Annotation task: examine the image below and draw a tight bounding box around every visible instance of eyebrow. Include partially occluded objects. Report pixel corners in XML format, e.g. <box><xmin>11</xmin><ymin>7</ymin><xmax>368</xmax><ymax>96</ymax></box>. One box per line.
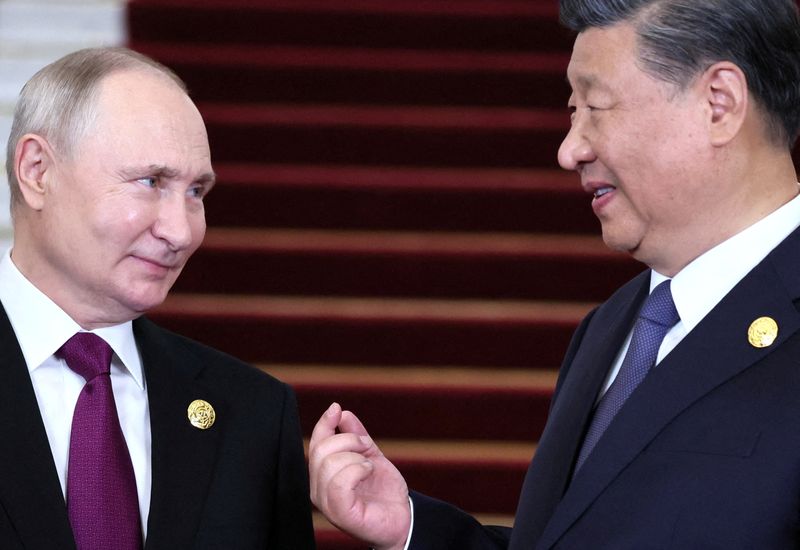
<box><xmin>565</xmin><ymin>73</ymin><xmax>613</xmax><ymax>94</ymax></box>
<box><xmin>196</xmin><ymin>171</ymin><xmax>217</xmax><ymax>191</ymax></box>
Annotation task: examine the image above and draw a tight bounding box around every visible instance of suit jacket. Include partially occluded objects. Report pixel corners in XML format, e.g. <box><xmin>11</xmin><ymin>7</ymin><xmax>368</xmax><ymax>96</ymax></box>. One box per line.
<box><xmin>0</xmin><ymin>309</ymin><xmax>316</xmax><ymax>549</ymax></box>
<box><xmin>411</xmin><ymin>224</ymin><xmax>800</xmax><ymax>549</ymax></box>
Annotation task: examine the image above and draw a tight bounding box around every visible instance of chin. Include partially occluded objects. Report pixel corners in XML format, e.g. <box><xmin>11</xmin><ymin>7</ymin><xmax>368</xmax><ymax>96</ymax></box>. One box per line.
<box><xmin>601</xmin><ymin>235</ymin><xmax>630</xmax><ymax>255</ymax></box>
<box><xmin>120</xmin><ymin>287</ymin><xmax>171</xmax><ymax>316</ymax></box>
<box><xmin>601</xmin><ymin>224</ymin><xmax>645</xmax><ymax>254</ymax></box>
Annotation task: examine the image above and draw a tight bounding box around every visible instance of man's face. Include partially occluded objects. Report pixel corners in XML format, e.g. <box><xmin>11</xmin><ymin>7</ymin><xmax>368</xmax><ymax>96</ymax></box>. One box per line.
<box><xmin>32</xmin><ymin>69</ymin><xmax>213</xmax><ymax>326</ymax></box>
<box><xmin>558</xmin><ymin>23</ymin><xmax>714</xmax><ymax>275</ymax></box>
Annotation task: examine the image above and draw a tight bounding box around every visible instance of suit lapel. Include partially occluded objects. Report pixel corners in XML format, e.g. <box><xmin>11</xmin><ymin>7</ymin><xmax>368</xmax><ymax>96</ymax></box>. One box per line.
<box><xmin>536</xmin><ymin>230</ymin><xmax>800</xmax><ymax>550</ymax></box>
<box><xmin>136</xmin><ymin>318</ymin><xmax>229</xmax><ymax>549</ymax></box>
<box><xmin>509</xmin><ymin>272</ymin><xmax>649</xmax><ymax>550</ymax></box>
<box><xmin>0</xmin><ymin>305</ymin><xmax>75</xmax><ymax>548</ymax></box>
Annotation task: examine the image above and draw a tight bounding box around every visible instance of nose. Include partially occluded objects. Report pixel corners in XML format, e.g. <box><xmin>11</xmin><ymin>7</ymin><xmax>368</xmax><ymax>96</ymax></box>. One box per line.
<box><xmin>152</xmin><ymin>192</ymin><xmax>199</xmax><ymax>251</ymax></box>
<box><xmin>557</xmin><ymin>118</ymin><xmax>596</xmax><ymax>171</ymax></box>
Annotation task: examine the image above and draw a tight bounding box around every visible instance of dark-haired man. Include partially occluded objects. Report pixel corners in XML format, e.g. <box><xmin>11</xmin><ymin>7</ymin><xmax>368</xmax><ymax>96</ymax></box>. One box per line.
<box><xmin>2</xmin><ymin>47</ymin><xmax>315</xmax><ymax>549</ymax></box>
<box><xmin>309</xmin><ymin>0</ymin><xmax>800</xmax><ymax>548</ymax></box>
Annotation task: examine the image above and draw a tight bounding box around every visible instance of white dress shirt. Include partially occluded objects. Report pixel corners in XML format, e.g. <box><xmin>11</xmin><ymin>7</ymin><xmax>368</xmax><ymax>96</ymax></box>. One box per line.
<box><xmin>0</xmin><ymin>250</ymin><xmax>152</xmax><ymax>536</ymax></box>
<box><xmin>599</xmin><ymin>191</ymin><xmax>800</xmax><ymax>395</ymax></box>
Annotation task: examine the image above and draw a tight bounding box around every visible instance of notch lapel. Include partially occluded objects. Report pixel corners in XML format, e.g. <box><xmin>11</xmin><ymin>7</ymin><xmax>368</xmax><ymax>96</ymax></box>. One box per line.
<box><xmin>509</xmin><ymin>272</ymin><xmax>649</xmax><ymax>550</ymax></box>
<box><xmin>535</xmin><ymin>239</ymin><xmax>800</xmax><ymax>550</ymax></box>
<box><xmin>135</xmin><ymin>318</ymin><xmax>228</xmax><ymax>550</ymax></box>
<box><xmin>0</xmin><ymin>305</ymin><xmax>75</xmax><ymax>549</ymax></box>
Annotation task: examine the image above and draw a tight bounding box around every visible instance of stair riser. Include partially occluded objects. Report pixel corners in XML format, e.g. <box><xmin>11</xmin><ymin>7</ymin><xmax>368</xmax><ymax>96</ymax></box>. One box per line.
<box><xmin>160</xmin><ymin>64</ymin><xmax>572</xmax><ymax>109</ymax></box>
<box><xmin>175</xmin><ymin>250</ymin><xmax>642</xmax><ymax>301</ymax></box>
<box><xmin>204</xmin><ymin>185</ymin><xmax>599</xmax><ymax>233</ymax></box>
<box><xmin>294</xmin><ymin>384</ymin><xmax>551</xmax><ymax>441</ymax></box>
<box><xmin>129</xmin><ymin>7</ymin><xmax>573</xmax><ymax>52</ymax></box>
<box><xmin>314</xmin><ymin>533</ymin><xmax>363</xmax><ymax>550</ymax></box>
<box><xmin>206</xmin><ymin>125</ymin><xmax>567</xmax><ymax>168</ymax></box>
<box><xmin>147</xmin><ymin>315</ymin><xmax>579</xmax><ymax>367</ymax></box>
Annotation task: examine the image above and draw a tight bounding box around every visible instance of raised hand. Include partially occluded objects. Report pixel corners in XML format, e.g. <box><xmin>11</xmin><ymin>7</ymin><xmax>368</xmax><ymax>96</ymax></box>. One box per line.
<box><xmin>309</xmin><ymin>403</ymin><xmax>412</xmax><ymax>550</ymax></box>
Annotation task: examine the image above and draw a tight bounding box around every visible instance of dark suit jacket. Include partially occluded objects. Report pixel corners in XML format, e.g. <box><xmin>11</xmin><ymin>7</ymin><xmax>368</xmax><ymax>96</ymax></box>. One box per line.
<box><xmin>411</xmin><ymin>224</ymin><xmax>800</xmax><ymax>549</ymax></box>
<box><xmin>0</xmin><ymin>310</ymin><xmax>316</xmax><ymax>549</ymax></box>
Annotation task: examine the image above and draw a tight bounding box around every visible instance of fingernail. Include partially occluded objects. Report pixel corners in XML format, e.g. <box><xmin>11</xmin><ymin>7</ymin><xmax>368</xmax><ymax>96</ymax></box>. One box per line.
<box><xmin>326</xmin><ymin>402</ymin><xmax>338</xmax><ymax>416</ymax></box>
<box><xmin>359</xmin><ymin>435</ymin><xmax>371</xmax><ymax>446</ymax></box>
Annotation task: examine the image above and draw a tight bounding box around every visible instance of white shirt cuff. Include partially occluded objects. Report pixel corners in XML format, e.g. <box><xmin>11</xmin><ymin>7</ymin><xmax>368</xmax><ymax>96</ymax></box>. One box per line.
<box><xmin>403</xmin><ymin>495</ymin><xmax>414</xmax><ymax>550</ymax></box>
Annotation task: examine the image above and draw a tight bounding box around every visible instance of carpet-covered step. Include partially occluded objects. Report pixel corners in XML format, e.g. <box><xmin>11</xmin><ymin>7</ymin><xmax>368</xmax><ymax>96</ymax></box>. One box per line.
<box><xmin>128</xmin><ymin>0</ymin><xmax>571</xmax><ymax>52</ymax></box>
<box><xmin>200</xmin><ymin>103</ymin><xmax>567</xmax><ymax>168</ymax></box>
<box><xmin>205</xmin><ymin>165</ymin><xmax>598</xmax><ymax>234</ymax></box>
<box><xmin>130</xmin><ymin>42</ymin><xmax>570</xmax><ymax>108</ymax></box>
<box><xmin>150</xmin><ymin>294</ymin><xmax>593</xmax><ymax>367</ymax></box>
<box><xmin>177</xmin><ymin>228</ymin><xmax>641</xmax><ymax>302</ymax></box>
<box><xmin>383</xmin><ymin>439</ymin><xmax>533</xmax><ymax>515</ymax></box>
<box><xmin>314</xmin><ymin>512</ymin><xmax>514</xmax><ymax>550</ymax></box>
<box><xmin>314</xmin><ymin>521</ymin><xmax>362</xmax><ymax>550</ymax></box>
<box><xmin>271</xmin><ymin>365</ymin><xmax>556</xmax><ymax>441</ymax></box>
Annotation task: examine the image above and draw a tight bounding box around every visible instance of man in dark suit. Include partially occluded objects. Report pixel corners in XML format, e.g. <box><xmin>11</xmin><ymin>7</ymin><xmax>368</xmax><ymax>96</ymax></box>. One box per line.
<box><xmin>1</xmin><ymin>47</ymin><xmax>315</xmax><ymax>549</ymax></box>
<box><xmin>308</xmin><ymin>0</ymin><xmax>800</xmax><ymax>548</ymax></box>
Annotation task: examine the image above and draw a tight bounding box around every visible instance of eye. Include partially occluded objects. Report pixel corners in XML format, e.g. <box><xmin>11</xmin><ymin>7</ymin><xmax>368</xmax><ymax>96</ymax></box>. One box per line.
<box><xmin>137</xmin><ymin>176</ymin><xmax>158</xmax><ymax>188</ymax></box>
<box><xmin>188</xmin><ymin>184</ymin><xmax>207</xmax><ymax>199</ymax></box>
<box><xmin>586</xmin><ymin>103</ymin><xmax>612</xmax><ymax>114</ymax></box>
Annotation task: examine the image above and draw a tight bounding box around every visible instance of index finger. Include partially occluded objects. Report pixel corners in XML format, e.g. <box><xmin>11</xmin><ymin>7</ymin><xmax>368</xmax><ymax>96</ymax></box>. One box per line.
<box><xmin>339</xmin><ymin>410</ymin><xmax>370</xmax><ymax>437</ymax></box>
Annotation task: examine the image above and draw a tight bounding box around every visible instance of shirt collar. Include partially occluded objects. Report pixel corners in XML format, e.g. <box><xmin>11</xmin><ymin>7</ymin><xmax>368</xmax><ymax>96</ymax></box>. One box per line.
<box><xmin>651</xmin><ymin>192</ymin><xmax>800</xmax><ymax>332</ymax></box>
<box><xmin>0</xmin><ymin>249</ymin><xmax>145</xmax><ymax>389</ymax></box>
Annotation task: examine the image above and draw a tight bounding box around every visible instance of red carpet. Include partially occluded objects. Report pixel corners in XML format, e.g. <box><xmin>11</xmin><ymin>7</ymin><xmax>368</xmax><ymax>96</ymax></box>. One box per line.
<box><xmin>127</xmin><ymin>1</ymin><xmax>642</xmax><ymax>547</ymax></box>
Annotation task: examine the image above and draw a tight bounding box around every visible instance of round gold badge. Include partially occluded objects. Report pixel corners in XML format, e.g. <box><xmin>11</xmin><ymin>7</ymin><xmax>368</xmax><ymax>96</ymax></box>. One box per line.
<box><xmin>747</xmin><ymin>317</ymin><xmax>778</xmax><ymax>349</ymax></box>
<box><xmin>187</xmin><ymin>399</ymin><xmax>216</xmax><ymax>430</ymax></box>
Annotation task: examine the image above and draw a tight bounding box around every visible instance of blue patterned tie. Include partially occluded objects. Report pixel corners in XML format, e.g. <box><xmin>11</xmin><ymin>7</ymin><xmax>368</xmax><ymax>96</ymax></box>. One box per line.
<box><xmin>573</xmin><ymin>280</ymin><xmax>680</xmax><ymax>474</ymax></box>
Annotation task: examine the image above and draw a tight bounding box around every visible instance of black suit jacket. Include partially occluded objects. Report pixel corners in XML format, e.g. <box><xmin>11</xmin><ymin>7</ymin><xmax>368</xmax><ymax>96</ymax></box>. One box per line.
<box><xmin>0</xmin><ymin>310</ymin><xmax>315</xmax><ymax>549</ymax></box>
<box><xmin>411</xmin><ymin>225</ymin><xmax>800</xmax><ymax>549</ymax></box>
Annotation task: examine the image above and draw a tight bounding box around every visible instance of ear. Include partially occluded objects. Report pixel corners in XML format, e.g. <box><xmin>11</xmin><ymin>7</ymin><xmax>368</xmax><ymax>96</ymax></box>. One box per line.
<box><xmin>14</xmin><ymin>134</ymin><xmax>56</xmax><ymax>211</ymax></box>
<box><xmin>699</xmin><ymin>61</ymin><xmax>748</xmax><ymax>146</ymax></box>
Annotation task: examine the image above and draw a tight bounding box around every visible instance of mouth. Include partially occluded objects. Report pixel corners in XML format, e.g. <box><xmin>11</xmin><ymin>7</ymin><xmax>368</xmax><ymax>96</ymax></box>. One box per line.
<box><xmin>592</xmin><ymin>185</ymin><xmax>616</xmax><ymax>199</ymax></box>
<box><xmin>133</xmin><ymin>255</ymin><xmax>179</xmax><ymax>272</ymax></box>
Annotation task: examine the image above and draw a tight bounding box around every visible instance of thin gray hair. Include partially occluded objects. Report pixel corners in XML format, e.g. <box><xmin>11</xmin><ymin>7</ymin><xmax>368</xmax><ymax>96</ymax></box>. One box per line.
<box><xmin>5</xmin><ymin>47</ymin><xmax>188</xmax><ymax>210</ymax></box>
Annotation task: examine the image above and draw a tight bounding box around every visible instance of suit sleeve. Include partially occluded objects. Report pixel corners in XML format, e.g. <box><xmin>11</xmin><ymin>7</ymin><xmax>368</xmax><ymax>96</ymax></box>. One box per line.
<box><xmin>267</xmin><ymin>384</ymin><xmax>317</xmax><ymax>549</ymax></box>
<box><xmin>407</xmin><ymin>492</ymin><xmax>510</xmax><ymax>549</ymax></box>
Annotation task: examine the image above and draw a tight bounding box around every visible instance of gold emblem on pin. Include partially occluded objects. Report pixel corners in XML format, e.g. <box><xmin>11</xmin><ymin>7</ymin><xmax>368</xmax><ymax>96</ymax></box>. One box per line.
<box><xmin>748</xmin><ymin>317</ymin><xmax>778</xmax><ymax>348</ymax></box>
<box><xmin>187</xmin><ymin>399</ymin><xmax>216</xmax><ymax>430</ymax></box>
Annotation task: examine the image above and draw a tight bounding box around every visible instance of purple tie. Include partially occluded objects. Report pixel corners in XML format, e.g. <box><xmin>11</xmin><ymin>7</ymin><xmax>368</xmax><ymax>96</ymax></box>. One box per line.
<box><xmin>573</xmin><ymin>280</ymin><xmax>680</xmax><ymax>474</ymax></box>
<box><xmin>57</xmin><ymin>333</ymin><xmax>142</xmax><ymax>550</ymax></box>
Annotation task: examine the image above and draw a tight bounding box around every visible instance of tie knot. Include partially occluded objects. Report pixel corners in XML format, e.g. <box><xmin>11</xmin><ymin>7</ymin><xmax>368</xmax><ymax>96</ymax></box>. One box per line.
<box><xmin>639</xmin><ymin>280</ymin><xmax>680</xmax><ymax>327</ymax></box>
<box><xmin>57</xmin><ymin>332</ymin><xmax>113</xmax><ymax>382</ymax></box>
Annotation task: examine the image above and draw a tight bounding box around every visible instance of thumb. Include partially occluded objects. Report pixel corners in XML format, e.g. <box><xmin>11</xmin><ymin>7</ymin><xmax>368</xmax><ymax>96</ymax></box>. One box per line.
<box><xmin>310</xmin><ymin>402</ymin><xmax>343</xmax><ymax>447</ymax></box>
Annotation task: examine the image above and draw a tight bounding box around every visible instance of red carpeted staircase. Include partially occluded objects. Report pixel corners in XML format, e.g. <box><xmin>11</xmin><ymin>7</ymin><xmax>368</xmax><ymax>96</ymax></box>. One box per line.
<box><xmin>127</xmin><ymin>1</ymin><xmax>643</xmax><ymax>547</ymax></box>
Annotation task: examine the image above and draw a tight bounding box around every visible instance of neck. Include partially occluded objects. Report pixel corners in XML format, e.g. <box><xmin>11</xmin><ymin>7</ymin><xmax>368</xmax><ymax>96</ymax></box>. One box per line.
<box><xmin>646</xmin><ymin>148</ymin><xmax>798</xmax><ymax>276</ymax></box>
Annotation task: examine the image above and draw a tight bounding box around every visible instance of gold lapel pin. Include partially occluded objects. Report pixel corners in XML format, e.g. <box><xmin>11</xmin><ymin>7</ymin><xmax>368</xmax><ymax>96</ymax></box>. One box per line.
<box><xmin>748</xmin><ymin>317</ymin><xmax>778</xmax><ymax>349</ymax></box>
<box><xmin>187</xmin><ymin>399</ymin><xmax>216</xmax><ymax>430</ymax></box>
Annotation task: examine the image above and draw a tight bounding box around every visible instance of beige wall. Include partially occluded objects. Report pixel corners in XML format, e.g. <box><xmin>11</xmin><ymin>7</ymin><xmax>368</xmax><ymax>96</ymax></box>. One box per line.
<box><xmin>0</xmin><ymin>0</ymin><xmax>126</xmax><ymax>253</ymax></box>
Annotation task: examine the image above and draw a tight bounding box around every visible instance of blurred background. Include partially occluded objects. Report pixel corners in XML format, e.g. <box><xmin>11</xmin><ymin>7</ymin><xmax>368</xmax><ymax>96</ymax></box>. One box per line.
<box><xmin>0</xmin><ymin>1</ymin><xmax>644</xmax><ymax>547</ymax></box>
